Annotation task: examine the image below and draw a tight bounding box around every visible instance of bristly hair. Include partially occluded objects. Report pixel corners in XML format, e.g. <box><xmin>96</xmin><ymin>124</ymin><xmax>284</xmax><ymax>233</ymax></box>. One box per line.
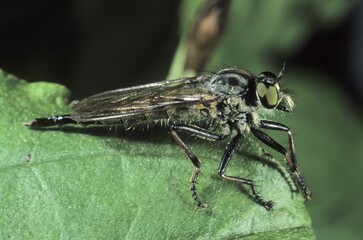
<box><xmin>281</xmin><ymin>92</ymin><xmax>295</xmax><ymax>111</ymax></box>
<box><xmin>204</xmin><ymin>63</ymin><xmax>237</xmax><ymax>75</ymax></box>
<box><xmin>282</xmin><ymin>88</ymin><xmax>296</xmax><ymax>97</ymax></box>
<box><xmin>277</xmin><ymin>62</ymin><xmax>286</xmax><ymax>81</ymax></box>
<box><xmin>276</xmin><ymin>87</ymin><xmax>295</xmax><ymax>112</ymax></box>
<box><xmin>276</xmin><ymin>62</ymin><xmax>295</xmax><ymax>111</ymax></box>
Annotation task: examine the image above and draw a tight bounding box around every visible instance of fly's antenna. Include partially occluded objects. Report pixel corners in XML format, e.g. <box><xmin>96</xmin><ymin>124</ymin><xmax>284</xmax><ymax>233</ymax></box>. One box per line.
<box><xmin>277</xmin><ymin>62</ymin><xmax>286</xmax><ymax>81</ymax></box>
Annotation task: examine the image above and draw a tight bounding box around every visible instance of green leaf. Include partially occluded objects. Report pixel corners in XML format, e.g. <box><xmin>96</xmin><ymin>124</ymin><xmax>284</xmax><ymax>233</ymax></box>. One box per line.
<box><xmin>0</xmin><ymin>69</ymin><xmax>313</xmax><ymax>239</ymax></box>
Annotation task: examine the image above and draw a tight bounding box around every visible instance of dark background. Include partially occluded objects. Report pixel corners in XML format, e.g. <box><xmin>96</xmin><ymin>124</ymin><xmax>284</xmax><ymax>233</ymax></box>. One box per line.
<box><xmin>0</xmin><ymin>1</ymin><xmax>180</xmax><ymax>98</ymax></box>
<box><xmin>1</xmin><ymin>1</ymin><xmax>362</xmax><ymax>105</ymax></box>
<box><xmin>1</xmin><ymin>1</ymin><xmax>362</xmax><ymax>239</ymax></box>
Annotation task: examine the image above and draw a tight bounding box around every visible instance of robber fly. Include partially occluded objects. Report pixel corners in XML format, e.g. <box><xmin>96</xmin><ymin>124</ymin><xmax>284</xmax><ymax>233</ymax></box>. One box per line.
<box><xmin>26</xmin><ymin>64</ymin><xmax>311</xmax><ymax>210</ymax></box>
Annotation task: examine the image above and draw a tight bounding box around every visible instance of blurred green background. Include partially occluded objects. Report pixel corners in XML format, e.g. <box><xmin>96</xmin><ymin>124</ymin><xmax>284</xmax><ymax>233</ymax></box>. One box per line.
<box><xmin>1</xmin><ymin>0</ymin><xmax>363</xmax><ymax>239</ymax></box>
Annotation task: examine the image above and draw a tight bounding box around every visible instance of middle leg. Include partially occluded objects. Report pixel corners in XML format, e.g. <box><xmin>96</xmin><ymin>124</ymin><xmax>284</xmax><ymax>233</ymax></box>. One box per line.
<box><xmin>218</xmin><ymin>132</ymin><xmax>275</xmax><ymax>211</ymax></box>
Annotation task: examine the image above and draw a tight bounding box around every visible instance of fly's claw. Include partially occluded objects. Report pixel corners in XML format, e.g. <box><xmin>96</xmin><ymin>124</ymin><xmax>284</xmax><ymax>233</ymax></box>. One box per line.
<box><xmin>190</xmin><ymin>168</ymin><xmax>207</xmax><ymax>209</ymax></box>
<box><xmin>253</xmin><ymin>195</ymin><xmax>275</xmax><ymax>211</ymax></box>
<box><xmin>249</xmin><ymin>185</ymin><xmax>275</xmax><ymax>211</ymax></box>
<box><xmin>192</xmin><ymin>190</ymin><xmax>208</xmax><ymax>210</ymax></box>
<box><xmin>302</xmin><ymin>186</ymin><xmax>312</xmax><ymax>201</ymax></box>
<box><xmin>263</xmin><ymin>200</ymin><xmax>275</xmax><ymax>211</ymax></box>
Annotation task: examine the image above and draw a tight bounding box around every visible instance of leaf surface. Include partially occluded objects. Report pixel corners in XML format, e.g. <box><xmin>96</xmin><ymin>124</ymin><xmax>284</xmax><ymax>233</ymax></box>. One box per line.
<box><xmin>0</xmin><ymin>70</ymin><xmax>313</xmax><ymax>239</ymax></box>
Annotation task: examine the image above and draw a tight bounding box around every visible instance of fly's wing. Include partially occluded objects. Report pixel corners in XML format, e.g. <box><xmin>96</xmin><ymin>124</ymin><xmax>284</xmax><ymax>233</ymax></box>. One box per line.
<box><xmin>70</xmin><ymin>75</ymin><xmax>217</xmax><ymax>124</ymax></box>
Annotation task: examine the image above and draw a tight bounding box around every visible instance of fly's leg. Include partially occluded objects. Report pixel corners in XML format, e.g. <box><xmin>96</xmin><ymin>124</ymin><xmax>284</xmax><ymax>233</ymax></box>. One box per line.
<box><xmin>171</xmin><ymin>125</ymin><xmax>224</xmax><ymax>209</ymax></box>
<box><xmin>218</xmin><ymin>132</ymin><xmax>275</xmax><ymax>211</ymax></box>
<box><xmin>171</xmin><ymin>130</ymin><xmax>204</xmax><ymax>208</ymax></box>
<box><xmin>25</xmin><ymin>115</ymin><xmax>77</xmax><ymax>127</ymax></box>
<box><xmin>251</xmin><ymin>120</ymin><xmax>311</xmax><ymax>201</ymax></box>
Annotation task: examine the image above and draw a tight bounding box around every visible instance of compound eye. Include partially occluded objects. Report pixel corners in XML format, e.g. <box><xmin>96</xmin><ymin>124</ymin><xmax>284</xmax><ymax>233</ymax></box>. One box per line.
<box><xmin>256</xmin><ymin>82</ymin><xmax>281</xmax><ymax>109</ymax></box>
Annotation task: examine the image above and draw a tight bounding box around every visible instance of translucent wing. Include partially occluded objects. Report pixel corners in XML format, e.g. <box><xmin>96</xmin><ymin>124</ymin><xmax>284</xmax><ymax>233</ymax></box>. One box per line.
<box><xmin>71</xmin><ymin>75</ymin><xmax>218</xmax><ymax>124</ymax></box>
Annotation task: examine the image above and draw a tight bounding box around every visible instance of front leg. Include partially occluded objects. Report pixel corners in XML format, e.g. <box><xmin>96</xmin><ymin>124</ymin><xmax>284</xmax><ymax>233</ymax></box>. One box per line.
<box><xmin>251</xmin><ymin>120</ymin><xmax>311</xmax><ymax>200</ymax></box>
<box><xmin>170</xmin><ymin>124</ymin><xmax>224</xmax><ymax>209</ymax></box>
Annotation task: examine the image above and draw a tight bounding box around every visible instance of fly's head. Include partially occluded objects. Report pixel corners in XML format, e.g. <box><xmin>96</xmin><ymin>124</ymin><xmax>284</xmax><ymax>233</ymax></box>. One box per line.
<box><xmin>256</xmin><ymin>64</ymin><xmax>294</xmax><ymax>112</ymax></box>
